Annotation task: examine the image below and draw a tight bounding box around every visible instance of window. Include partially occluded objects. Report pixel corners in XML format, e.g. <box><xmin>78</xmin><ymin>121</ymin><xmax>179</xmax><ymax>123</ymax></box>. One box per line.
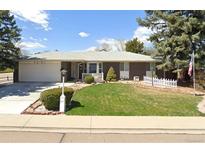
<box><xmin>99</xmin><ymin>63</ymin><xmax>102</xmax><ymax>73</ymax></box>
<box><xmin>120</xmin><ymin>62</ymin><xmax>129</xmax><ymax>71</ymax></box>
<box><xmin>120</xmin><ymin>62</ymin><xmax>129</xmax><ymax>79</ymax></box>
<box><xmin>150</xmin><ymin>63</ymin><xmax>155</xmax><ymax>71</ymax></box>
<box><xmin>89</xmin><ymin>63</ymin><xmax>97</xmax><ymax>73</ymax></box>
<box><xmin>120</xmin><ymin>63</ymin><xmax>124</xmax><ymax>71</ymax></box>
<box><xmin>124</xmin><ymin>63</ymin><xmax>129</xmax><ymax>71</ymax></box>
<box><xmin>88</xmin><ymin>62</ymin><xmax>103</xmax><ymax>73</ymax></box>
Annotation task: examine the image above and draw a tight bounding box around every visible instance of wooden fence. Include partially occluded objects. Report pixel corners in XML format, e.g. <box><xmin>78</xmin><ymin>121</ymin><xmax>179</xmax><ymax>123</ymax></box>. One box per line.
<box><xmin>143</xmin><ymin>76</ymin><xmax>177</xmax><ymax>88</ymax></box>
<box><xmin>0</xmin><ymin>73</ymin><xmax>13</xmax><ymax>84</ymax></box>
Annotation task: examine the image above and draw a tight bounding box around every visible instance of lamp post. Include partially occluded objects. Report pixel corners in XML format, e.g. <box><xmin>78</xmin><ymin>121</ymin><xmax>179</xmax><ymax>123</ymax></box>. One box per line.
<box><xmin>60</xmin><ymin>69</ymin><xmax>67</xmax><ymax>112</ymax></box>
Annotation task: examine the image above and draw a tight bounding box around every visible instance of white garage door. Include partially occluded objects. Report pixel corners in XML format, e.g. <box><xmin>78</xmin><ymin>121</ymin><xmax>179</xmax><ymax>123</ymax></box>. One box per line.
<box><xmin>19</xmin><ymin>61</ymin><xmax>61</xmax><ymax>82</ymax></box>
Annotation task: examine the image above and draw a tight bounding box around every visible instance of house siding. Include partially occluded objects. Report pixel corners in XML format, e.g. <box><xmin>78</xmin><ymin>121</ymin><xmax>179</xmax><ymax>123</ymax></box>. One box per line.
<box><xmin>103</xmin><ymin>62</ymin><xmax>120</xmax><ymax>80</ymax></box>
<box><xmin>129</xmin><ymin>62</ymin><xmax>150</xmax><ymax>80</ymax></box>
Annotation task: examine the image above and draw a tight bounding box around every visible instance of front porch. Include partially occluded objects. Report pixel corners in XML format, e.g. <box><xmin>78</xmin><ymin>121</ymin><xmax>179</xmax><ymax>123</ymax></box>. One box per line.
<box><xmin>61</xmin><ymin>61</ymin><xmax>104</xmax><ymax>82</ymax></box>
<box><xmin>61</xmin><ymin>61</ymin><xmax>154</xmax><ymax>82</ymax></box>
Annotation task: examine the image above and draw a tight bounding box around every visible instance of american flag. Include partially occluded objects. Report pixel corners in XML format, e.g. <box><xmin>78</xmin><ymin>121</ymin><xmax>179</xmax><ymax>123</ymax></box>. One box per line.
<box><xmin>188</xmin><ymin>54</ymin><xmax>193</xmax><ymax>76</ymax></box>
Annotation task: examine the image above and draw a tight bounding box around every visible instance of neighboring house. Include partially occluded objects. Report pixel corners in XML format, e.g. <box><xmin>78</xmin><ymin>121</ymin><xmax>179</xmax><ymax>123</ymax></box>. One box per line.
<box><xmin>14</xmin><ymin>50</ymin><xmax>155</xmax><ymax>82</ymax></box>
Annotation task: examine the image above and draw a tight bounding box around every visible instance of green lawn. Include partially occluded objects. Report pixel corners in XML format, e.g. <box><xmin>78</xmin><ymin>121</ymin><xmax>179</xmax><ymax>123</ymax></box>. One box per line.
<box><xmin>66</xmin><ymin>83</ymin><xmax>204</xmax><ymax>116</ymax></box>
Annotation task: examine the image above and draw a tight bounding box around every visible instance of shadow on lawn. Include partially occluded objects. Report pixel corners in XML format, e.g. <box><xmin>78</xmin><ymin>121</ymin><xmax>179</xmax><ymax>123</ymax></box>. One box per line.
<box><xmin>66</xmin><ymin>100</ymin><xmax>84</xmax><ymax>111</ymax></box>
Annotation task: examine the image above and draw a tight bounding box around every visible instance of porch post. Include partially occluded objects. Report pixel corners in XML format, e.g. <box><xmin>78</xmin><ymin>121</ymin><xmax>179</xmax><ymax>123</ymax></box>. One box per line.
<box><xmin>96</xmin><ymin>62</ymin><xmax>99</xmax><ymax>73</ymax></box>
<box><xmin>86</xmin><ymin>62</ymin><xmax>89</xmax><ymax>73</ymax></box>
<box><xmin>102</xmin><ymin>72</ymin><xmax>104</xmax><ymax>81</ymax></box>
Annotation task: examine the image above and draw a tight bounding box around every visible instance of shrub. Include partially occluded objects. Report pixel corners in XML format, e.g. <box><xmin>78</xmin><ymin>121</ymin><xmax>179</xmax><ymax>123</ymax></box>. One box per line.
<box><xmin>106</xmin><ymin>67</ymin><xmax>117</xmax><ymax>82</ymax></box>
<box><xmin>0</xmin><ymin>68</ymin><xmax>13</xmax><ymax>73</ymax></box>
<box><xmin>84</xmin><ymin>75</ymin><xmax>94</xmax><ymax>84</ymax></box>
<box><xmin>40</xmin><ymin>87</ymin><xmax>74</xmax><ymax>111</ymax></box>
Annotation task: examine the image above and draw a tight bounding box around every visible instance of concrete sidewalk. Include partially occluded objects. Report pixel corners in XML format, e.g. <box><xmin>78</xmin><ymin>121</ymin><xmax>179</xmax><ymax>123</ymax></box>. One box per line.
<box><xmin>1</xmin><ymin>115</ymin><xmax>205</xmax><ymax>134</ymax></box>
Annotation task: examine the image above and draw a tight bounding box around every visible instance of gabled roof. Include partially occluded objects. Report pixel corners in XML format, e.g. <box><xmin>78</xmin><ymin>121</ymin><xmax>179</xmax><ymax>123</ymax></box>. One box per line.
<box><xmin>22</xmin><ymin>50</ymin><xmax>155</xmax><ymax>62</ymax></box>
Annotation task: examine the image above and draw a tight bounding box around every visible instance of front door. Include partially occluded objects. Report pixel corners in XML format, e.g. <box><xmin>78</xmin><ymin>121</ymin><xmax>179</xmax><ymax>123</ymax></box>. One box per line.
<box><xmin>78</xmin><ymin>63</ymin><xmax>83</xmax><ymax>79</ymax></box>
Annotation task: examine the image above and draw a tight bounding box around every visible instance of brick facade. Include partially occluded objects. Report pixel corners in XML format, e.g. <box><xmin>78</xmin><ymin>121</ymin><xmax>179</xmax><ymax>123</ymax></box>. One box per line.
<box><xmin>129</xmin><ymin>62</ymin><xmax>150</xmax><ymax>80</ymax></box>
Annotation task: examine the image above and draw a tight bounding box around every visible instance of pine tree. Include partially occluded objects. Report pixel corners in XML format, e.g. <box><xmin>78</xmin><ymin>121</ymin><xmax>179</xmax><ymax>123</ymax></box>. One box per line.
<box><xmin>106</xmin><ymin>67</ymin><xmax>117</xmax><ymax>82</ymax></box>
<box><xmin>137</xmin><ymin>11</ymin><xmax>205</xmax><ymax>77</ymax></box>
<box><xmin>0</xmin><ymin>10</ymin><xmax>21</xmax><ymax>70</ymax></box>
<box><xmin>125</xmin><ymin>38</ymin><xmax>144</xmax><ymax>54</ymax></box>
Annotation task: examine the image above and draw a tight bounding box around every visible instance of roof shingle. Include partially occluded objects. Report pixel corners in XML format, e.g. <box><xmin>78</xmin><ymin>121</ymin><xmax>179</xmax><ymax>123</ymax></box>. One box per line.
<box><xmin>24</xmin><ymin>51</ymin><xmax>155</xmax><ymax>62</ymax></box>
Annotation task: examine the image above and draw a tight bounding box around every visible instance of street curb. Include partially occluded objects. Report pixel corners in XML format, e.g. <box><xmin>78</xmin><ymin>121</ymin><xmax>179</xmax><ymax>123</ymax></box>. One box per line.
<box><xmin>2</xmin><ymin>126</ymin><xmax>205</xmax><ymax>134</ymax></box>
<box><xmin>1</xmin><ymin>115</ymin><xmax>205</xmax><ymax>135</ymax></box>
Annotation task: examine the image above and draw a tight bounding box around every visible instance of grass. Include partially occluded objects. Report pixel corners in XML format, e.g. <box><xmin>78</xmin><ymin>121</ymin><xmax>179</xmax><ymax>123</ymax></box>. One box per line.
<box><xmin>66</xmin><ymin>83</ymin><xmax>204</xmax><ymax>116</ymax></box>
<box><xmin>0</xmin><ymin>68</ymin><xmax>13</xmax><ymax>73</ymax></box>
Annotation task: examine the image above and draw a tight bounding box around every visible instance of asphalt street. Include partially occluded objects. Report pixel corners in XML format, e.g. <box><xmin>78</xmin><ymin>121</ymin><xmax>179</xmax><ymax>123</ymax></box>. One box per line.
<box><xmin>0</xmin><ymin>131</ymin><xmax>205</xmax><ymax>143</ymax></box>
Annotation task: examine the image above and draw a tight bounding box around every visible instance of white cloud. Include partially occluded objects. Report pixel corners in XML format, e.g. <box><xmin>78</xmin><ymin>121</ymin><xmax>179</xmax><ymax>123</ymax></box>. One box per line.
<box><xmin>16</xmin><ymin>41</ymin><xmax>45</xmax><ymax>50</ymax></box>
<box><xmin>85</xmin><ymin>46</ymin><xmax>97</xmax><ymax>51</ymax></box>
<box><xmin>78</xmin><ymin>32</ymin><xmax>90</xmax><ymax>38</ymax></box>
<box><xmin>96</xmin><ymin>38</ymin><xmax>126</xmax><ymax>51</ymax></box>
<box><xmin>85</xmin><ymin>27</ymin><xmax>153</xmax><ymax>52</ymax></box>
<box><xmin>133</xmin><ymin>26</ymin><xmax>153</xmax><ymax>47</ymax></box>
<box><xmin>28</xmin><ymin>36</ymin><xmax>48</xmax><ymax>42</ymax></box>
<box><xmin>11</xmin><ymin>10</ymin><xmax>51</xmax><ymax>31</ymax></box>
<box><xmin>29</xmin><ymin>36</ymin><xmax>38</xmax><ymax>41</ymax></box>
<box><xmin>84</xmin><ymin>38</ymin><xmax>126</xmax><ymax>52</ymax></box>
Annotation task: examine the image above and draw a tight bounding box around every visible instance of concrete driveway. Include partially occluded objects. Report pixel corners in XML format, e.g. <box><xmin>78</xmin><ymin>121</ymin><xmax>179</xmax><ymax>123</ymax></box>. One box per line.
<box><xmin>0</xmin><ymin>82</ymin><xmax>74</xmax><ymax>114</ymax></box>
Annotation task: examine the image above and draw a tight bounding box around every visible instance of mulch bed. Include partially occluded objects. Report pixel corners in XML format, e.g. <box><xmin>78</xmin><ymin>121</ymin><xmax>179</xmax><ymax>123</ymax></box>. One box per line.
<box><xmin>21</xmin><ymin>99</ymin><xmax>63</xmax><ymax>115</ymax></box>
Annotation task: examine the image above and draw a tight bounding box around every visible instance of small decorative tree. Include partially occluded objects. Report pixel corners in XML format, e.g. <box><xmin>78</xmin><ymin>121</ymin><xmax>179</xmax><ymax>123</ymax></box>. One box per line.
<box><xmin>106</xmin><ymin>67</ymin><xmax>117</xmax><ymax>82</ymax></box>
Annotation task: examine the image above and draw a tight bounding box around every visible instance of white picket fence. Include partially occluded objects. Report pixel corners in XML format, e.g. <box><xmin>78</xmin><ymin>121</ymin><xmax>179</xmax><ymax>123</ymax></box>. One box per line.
<box><xmin>143</xmin><ymin>76</ymin><xmax>177</xmax><ymax>88</ymax></box>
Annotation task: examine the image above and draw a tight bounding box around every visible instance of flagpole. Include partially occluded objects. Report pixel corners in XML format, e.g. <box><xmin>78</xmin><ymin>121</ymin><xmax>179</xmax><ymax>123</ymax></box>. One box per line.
<box><xmin>192</xmin><ymin>50</ymin><xmax>196</xmax><ymax>96</ymax></box>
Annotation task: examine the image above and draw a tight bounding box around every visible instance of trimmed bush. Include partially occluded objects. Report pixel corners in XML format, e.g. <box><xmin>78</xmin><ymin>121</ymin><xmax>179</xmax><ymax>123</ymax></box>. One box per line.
<box><xmin>106</xmin><ymin>67</ymin><xmax>117</xmax><ymax>82</ymax></box>
<box><xmin>84</xmin><ymin>75</ymin><xmax>94</xmax><ymax>84</ymax></box>
<box><xmin>40</xmin><ymin>87</ymin><xmax>74</xmax><ymax>111</ymax></box>
<box><xmin>0</xmin><ymin>68</ymin><xmax>13</xmax><ymax>73</ymax></box>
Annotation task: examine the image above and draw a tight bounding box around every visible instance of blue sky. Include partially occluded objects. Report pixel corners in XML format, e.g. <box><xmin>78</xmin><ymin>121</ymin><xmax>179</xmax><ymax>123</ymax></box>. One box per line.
<box><xmin>12</xmin><ymin>10</ymin><xmax>151</xmax><ymax>53</ymax></box>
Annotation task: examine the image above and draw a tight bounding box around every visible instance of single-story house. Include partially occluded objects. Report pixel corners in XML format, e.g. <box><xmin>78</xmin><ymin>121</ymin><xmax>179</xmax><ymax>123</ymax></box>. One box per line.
<box><xmin>14</xmin><ymin>50</ymin><xmax>155</xmax><ymax>82</ymax></box>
